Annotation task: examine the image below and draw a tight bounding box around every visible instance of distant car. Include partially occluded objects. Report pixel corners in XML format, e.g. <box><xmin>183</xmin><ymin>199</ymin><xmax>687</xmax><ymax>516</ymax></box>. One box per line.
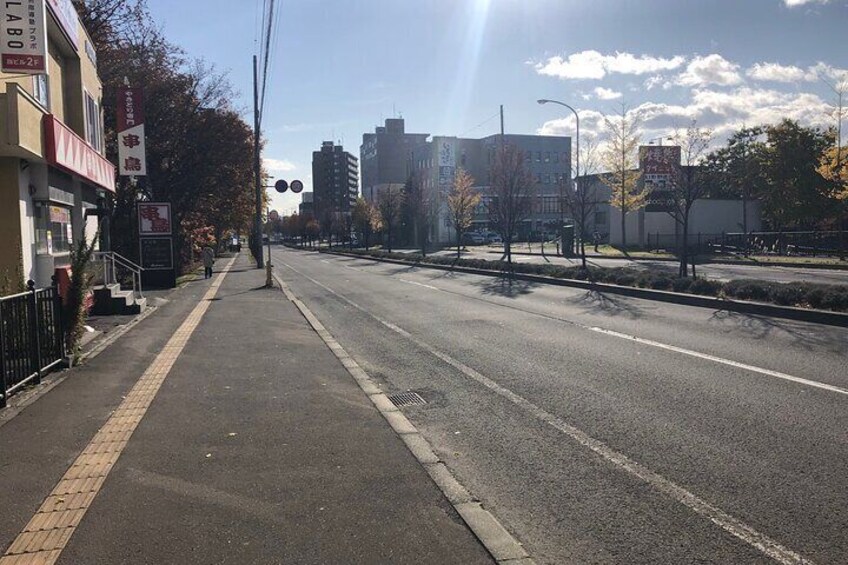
<box><xmin>461</xmin><ymin>232</ymin><xmax>486</xmax><ymax>245</ymax></box>
<box><xmin>486</xmin><ymin>233</ymin><xmax>503</xmax><ymax>245</ymax></box>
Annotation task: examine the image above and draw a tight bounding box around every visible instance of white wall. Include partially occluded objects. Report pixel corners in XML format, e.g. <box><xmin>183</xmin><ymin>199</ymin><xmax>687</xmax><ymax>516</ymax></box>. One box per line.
<box><xmin>18</xmin><ymin>164</ymin><xmax>35</xmax><ymax>283</ymax></box>
<box><xmin>609</xmin><ymin>207</ymin><xmax>644</xmax><ymax>246</ymax></box>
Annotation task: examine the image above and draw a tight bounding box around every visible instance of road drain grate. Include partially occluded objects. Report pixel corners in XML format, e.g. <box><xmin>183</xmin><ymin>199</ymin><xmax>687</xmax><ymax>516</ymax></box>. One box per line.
<box><xmin>387</xmin><ymin>391</ymin><xmax>427</xmax><ymax>408</ymax></box>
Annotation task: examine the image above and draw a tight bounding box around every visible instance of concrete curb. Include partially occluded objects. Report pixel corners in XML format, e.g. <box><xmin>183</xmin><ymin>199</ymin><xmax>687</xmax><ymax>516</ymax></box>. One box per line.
<box><xmin>272</xmin><ymin>271</ymin><xmax>533</xmax><ymax>565</ymax></box>
<box><xmin>492</xmin><ymin>250</ymin><xmax>848</xmax><ymax>271</ymax></box>
<box><xmin>320</xmin><ymin>250</ymin><xmax>848</xmax><ymax>328</ymax></box>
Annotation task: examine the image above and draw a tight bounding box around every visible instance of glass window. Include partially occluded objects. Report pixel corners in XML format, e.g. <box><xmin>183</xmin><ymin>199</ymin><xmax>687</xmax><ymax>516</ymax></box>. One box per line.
<box><xmin>553</xmin><ymin>152</ymin><xmax>559</xmax><ymax>163</ymax></box>
<box><xmin>544</xmin><ymin>152</ymin><xmax>551</xmax><ymax>163</ymax></box>
<box><xmin>84</xmin><ymin>92</ymin><xmax>102</xmax><ymax>152</ymax></box>
<box><xmin>32</xmin><ymin>74</ymin><xmax>49</xmax><ymax>109</ymax></box>
<box><xmin>34</xmin><ymin>204</ymin><xmax>72</xmax><ymax>255</ymax></box>
<box><xmin>535</xmin><ymin>151</ymin><xmax>542</xmax><ymax>162</ymax></box>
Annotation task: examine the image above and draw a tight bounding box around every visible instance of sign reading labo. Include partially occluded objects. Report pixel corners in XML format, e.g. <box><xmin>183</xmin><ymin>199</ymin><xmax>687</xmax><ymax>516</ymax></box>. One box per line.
<box><xmin>1</xmin><ymin>0</ymin><xmax>48</xmax><ymax>73</ymax></box>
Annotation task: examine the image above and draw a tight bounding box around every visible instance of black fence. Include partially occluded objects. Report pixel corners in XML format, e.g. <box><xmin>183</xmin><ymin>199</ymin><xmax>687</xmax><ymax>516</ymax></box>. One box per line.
<box><xmin>0</xmin><ymin>281</ymin><xmax>65</xmax><ymax>407</ymax></box>
<box><xmin>647</xmin><ymin>230</ymin><xmax>846</xmax><ymax>257</ymax></box>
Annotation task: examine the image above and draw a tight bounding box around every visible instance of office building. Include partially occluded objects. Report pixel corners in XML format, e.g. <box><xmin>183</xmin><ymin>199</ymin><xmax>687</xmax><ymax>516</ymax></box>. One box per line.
<box><xmin>360</xmin><ymin>118</ymin><xmax>429</xmax><ymax>203</ymax></box>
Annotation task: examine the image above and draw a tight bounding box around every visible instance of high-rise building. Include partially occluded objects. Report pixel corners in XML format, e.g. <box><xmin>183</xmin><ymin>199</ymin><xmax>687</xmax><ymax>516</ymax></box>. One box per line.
<box><xmin>311</xmin><ymin>141</ymin><xmax>358</xmax><ymax>221</ymax></box>
<box><xmin>360</xmin><ymin>119</ymin><xmax>429</xmax><ymax>203</ymax></box>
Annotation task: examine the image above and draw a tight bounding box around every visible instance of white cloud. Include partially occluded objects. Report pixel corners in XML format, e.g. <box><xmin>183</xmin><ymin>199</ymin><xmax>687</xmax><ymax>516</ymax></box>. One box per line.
<box><xmin>594</xmin><ymin>87</ymin><xmax>622</xmax><ymax>100</ymax></box>
<box><xmin>747</xmin><ymin>62</ymin><xmax>807</xmax><ymax>82</ymax></box>
<box><xmin>533</xmin><ymin>50</ymin><xmax>685</xmax><ymax>80</ymax></box>
<box><xmin>784</xmin><ymin>0</ymin><xmax>830</xmax><ymax>6</ymax></box>
<box><xmin>537</xmin><ymin>86</ymin><xmax>831</xmax><ymax>148</ymax></box>
<box><xmin>676</xmin><ymin>54</ymin><xmax>743</xmax><ymax>87</ymax></box>
<box><xmin>263</xmin><ymin>158</ymin><xmax>296</xmax><ymax>172</ymax></box>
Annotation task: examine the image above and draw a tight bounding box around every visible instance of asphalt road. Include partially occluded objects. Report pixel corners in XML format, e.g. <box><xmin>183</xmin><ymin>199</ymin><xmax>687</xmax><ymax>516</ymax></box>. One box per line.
<box><xmin>274</xmin><ymin>247</ymin><xmax>848</xmax><ymax>565</ymax></box>
<box><xmin>395</xmin><ymin>246</ymin><xmax>848</xmax><ymax>285</ymax></box>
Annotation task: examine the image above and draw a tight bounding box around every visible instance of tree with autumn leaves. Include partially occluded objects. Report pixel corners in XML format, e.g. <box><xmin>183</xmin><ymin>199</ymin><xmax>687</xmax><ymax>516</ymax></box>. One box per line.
<box><xmin>74</xmin><ymin>0</ymin><xmax>256</xmax><ymax>273</ymax></box>
<box><xmin>447</xmin><ymin>169</ymin><xmax>481</xmax><ymax>261</ymax></box>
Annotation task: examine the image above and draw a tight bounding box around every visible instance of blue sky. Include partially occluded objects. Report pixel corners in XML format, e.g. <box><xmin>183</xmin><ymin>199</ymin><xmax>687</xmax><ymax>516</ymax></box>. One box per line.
<box><xmin>145</xmin><ymin>0</ymin><xmax>848</xmax><ymax>214</ymax></box>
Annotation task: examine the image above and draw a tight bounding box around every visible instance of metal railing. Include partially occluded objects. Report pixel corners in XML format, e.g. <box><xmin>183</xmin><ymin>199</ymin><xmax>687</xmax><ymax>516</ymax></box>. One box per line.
<box><xmin>93</xmin><ymin>252</ymin><xmax>144</xmax><ymax>299</ymax></box>
<box><xmin>1</xmin><ymin>280</ymin><xmax>65</xmax><ymax>407</ymax></box>
<box><xmin>647</xmin><ymin>230</ymin><xmax>847</xmax><ymax>257</ymax></box>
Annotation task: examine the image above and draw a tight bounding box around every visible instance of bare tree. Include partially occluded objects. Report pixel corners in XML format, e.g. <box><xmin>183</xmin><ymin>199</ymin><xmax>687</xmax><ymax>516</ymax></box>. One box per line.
<box><xmin>488</xmin><ymin>144</ymin><xmax>535</xmax><ymax>267</ymax></box>
<box><xmin>447</xmin><ymin>169</ymin><xmax>481</xmax><ymax>261</ymax></box>
<box><xmin>352</xmin><ymin>197</ymin><xmax>376</xmax><ymax>249</ymax></box>
<box><xmin>404</xmin><ymin>172</ymin><xmax>439</xmax><ymax>256</ymax></box>
<box><xmin>376</xmin><ymin>184</ymin><xmax>404</xmax><ymax>253</ymax></box>
<box><xmin>665</xmin><ymin>121</ymin><xmax>713</xmax><ymax>277</ymax></box>
<box><xmin>601</xmin><ymin>105</ymin><xmax>644</xmax><ymax>250</ymax></box>
<box><xmin>561</xmin><ymin>138</ymin><xmax>601</xmax><ymax>269</ymax></box>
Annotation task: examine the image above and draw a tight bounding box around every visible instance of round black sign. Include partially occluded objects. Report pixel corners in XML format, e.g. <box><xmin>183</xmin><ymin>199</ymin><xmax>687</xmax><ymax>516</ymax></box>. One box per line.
<box><xmin>290</xmin><ymin>180</ymin><xmax>304</xmax><ymax>193</ymax></box>
<box><xmin>274</xmin><ymin>179</ymin><xmax>288</xmax><ymax>193</ymax></box>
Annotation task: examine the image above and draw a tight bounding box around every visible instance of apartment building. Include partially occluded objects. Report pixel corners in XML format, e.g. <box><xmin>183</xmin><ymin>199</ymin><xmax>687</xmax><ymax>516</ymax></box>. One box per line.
<box><xmin>0</xmin><ymin>1</ymin><xmax>114</xmax><ymax>289</ymax></box>
<box><xmin>311</xmin><ymin>141</ymin><xmax>358</xmax><ymax>221</ymax></box>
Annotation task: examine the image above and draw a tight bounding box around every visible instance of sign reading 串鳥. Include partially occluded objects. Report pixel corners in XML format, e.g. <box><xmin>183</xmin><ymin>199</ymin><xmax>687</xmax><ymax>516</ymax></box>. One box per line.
<box><xmin>1</xmin><ymin>0</ymin><xmax>48</xmax><ymax>73</ymax></box>
<box><xmin>138</xmin><ymin>203</ymin><xmax>172</xmax><ymax>236</ymax></box>
<box><xmin>117</xmin><ymin>88</ymin><xmax>147</xmax><ymax>176</ymax></box>
<box><xmin>45</xmin><ymin>0</ymin><xmax>79</xmax><ymax>47</ymax></box>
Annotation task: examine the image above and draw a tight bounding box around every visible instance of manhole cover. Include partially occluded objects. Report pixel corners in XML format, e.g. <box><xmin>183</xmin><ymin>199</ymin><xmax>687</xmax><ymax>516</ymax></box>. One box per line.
<box><xmin>387</xmin><ymin>391</ymin><xmax>427</xmax><ymax>408</ymax></box>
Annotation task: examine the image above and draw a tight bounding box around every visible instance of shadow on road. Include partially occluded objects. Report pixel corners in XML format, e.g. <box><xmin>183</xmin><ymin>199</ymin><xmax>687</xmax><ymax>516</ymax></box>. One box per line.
<box><xmin>708</xmin><ymin>310</ymin><xmax>847</xmax><ymax>352</ymax></box>
<box><xmin>567</xmin><ymin>290</ymin><xmax>645</xmax><ymax>319</ymax></box>
<box><xmin>474</xmin><ymin>275</ymin><xmax>540</xmax><ymax>298</ymax></box>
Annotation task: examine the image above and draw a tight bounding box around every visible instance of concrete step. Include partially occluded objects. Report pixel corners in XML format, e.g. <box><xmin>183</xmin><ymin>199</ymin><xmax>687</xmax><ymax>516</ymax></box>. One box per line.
<box><xmin>91</xmin><ymin>285</ymin><xmax>146</xmax><ymax>316</ymax></box>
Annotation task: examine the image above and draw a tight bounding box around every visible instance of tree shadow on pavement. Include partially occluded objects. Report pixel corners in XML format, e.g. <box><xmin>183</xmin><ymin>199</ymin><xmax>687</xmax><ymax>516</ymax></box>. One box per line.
<box><xmin>708</xmin><ymin>310</ymin><xmax>848</xmax><ymax>353</ymax></box>
<box><xmin>209</xmin><ymin>285</ymin><xmax>271</xmax><ymax>300</ymax></box>
<box><xmin>474</xmin><ymin>275</ymin><xmax>540</xmax><ymax>298</ymax></box>
<box><xmin>566</xmin><ymin>290</ymin><xmax>644</xmax><ymax>319</ymax></box>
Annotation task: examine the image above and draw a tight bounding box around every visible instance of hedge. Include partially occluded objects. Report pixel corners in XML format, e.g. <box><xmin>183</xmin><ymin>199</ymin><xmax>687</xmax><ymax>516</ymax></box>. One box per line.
<box><xmin>323</xmin><ymin>248</ymin><xmax>848</xmax><ymax>313</ymax></box>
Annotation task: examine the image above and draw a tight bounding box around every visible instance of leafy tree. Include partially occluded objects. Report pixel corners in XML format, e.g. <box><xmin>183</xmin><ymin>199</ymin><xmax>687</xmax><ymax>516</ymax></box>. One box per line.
<box><xmin>601</xmin><ymin>106</ymin><xmax>644</xmax><ymax>249</ymax></box>
<box><xmin>352</xmin><ymin>197</ymin><xmax>377</xmax><ymax>249</ymax></box>
<box><xmin>75</xmin><ymin>0</ymin><xmax>256</xmax><ymax>274</ymax></box>
<box><xmin>447</xmin><ymin>169</ymin><xmax>481</xmax><ymax>261</ymax></box>
<box><xmin>488</xmin><ymin>144</ymin><xmax>535</xmax><ymax>267</ymax></box>
<box><xmin>758</xmin><ymin>120</ymin><xmax>834</xmax><ymax>230</ymax></box>
<box><xmin>376</xmin><ymin>185</ymin><xmax>404</xmax><ymax>252</ymax></box>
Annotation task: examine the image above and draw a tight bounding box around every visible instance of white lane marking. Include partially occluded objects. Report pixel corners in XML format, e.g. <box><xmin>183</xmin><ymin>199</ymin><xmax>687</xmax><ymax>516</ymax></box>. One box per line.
<box><xmin>399</xmin><ymin>278</ymin><xmax>439</xmax><ymax>291</ymax></box>
<box><xmin>279</xmin><ymin>259</ymin><xmax>812</xmax><ymax>565</ymax></box>
<box><xmin>588</xmin><ymin>326</ymin><xmax>848</xmax><ymax>397</ymax></box>
<box><xmin>312</xmin><ymin>252</ymin><xmax>848</xmax><ymax>398</ymax></box>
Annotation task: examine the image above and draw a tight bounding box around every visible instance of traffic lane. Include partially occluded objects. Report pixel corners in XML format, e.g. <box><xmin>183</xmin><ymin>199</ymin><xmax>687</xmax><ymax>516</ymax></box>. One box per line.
<box><xmin>322</xmin><ymin>253</ymin><xmax>848</xmax><ymax>391</ymax></box>
<box><xmin>277</xmin><ymin>249</ymin><xmax>848</xmax><ymax>564</ymax></box>
<box><xmin>276</xmin><ymin>254</ymin><xmax>773</xmax><ymax>564</ymax></box>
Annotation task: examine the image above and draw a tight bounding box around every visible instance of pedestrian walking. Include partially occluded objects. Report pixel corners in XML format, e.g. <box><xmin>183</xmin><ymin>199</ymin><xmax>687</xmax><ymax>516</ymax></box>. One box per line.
<box><xmin>202</xmin><ymin>245</ymin><xmax>215</xmax><ymax>279</ymax></box>
<box><xmin>593</xmin><ymin>231</ymin><xmax>601</xmax><ymax>253</ymax></box>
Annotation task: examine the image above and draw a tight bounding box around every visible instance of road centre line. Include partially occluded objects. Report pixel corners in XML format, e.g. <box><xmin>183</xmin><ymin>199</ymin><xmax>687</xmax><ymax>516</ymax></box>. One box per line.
<box><xmin>280</xmin><ymin>258</ymin><xmax>813</xmax><ymax>565</ymax></box>
<box><xmin>0</xmin><ymin>258</ymin><xmax>237</xmax><ymax>565</ymax></box>
<box><xmin>324</xmin><ymin>254</ymin><xmax>848</xmax><ymax>398</ymax></box>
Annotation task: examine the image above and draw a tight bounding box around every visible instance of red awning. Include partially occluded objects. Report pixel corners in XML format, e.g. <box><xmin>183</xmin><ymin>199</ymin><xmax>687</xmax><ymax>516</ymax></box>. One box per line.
<box><xmin>44</xmin><ymin>115</ymin><xmax>116</xmax><ymax>193</ymax></box>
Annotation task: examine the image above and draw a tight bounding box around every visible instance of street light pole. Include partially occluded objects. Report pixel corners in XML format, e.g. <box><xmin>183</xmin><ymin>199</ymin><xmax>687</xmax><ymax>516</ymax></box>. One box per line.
<box><xmin>253</xmin><ymin>55</ymin><xmax>265</xmax><ymax>269</ymax></box>
<box><xmin>538</xmin><ymin>99</ymin><xmax>579</xmax><ymax>257</ymax></box>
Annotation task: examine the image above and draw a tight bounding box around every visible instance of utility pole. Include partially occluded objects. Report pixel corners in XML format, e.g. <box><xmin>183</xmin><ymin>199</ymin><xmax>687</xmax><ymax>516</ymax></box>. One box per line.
<box><xmin>499</xmin><ymin>104</ymin><xmax>504</xmax><ymax>140</ymax></box>
<box><xmin>253</xmin><ymin>55</ymin><xmax>264</xmax><ymax>269</ymax></box>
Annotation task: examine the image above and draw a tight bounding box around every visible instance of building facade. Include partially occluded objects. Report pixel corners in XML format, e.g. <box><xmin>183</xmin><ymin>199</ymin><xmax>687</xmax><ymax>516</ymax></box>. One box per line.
<box><xmin>298</xmin><ymin>191</ymin><xmax>314</xmax><ymax>217</ymax></box>
<box><xmin>0</xmin><ymin>1</ymin><xmax>114</xmax><ymax>290</ymax></box>
<box><xmin>408</xmin><ymin>133</ymin><xmax>572</xmax><ymax>244</ymax></box>
<box><xmin>311</xmin><ymin>141</ymin><xmax>358</xmax><ymax>222</ymax></box>
<box><xmin>582</xmin><ymin>145</ymin><xmax>762</xmax><ymax>247</ymax></box>
<box><xmin>360</xmin><ymin>118</ymin><xmax>429</xmax><ymax>203</ymax></box>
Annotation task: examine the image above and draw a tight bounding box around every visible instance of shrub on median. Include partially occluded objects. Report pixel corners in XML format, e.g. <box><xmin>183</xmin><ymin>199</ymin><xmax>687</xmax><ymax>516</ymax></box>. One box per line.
<box><xmin>330</xmin><ymin>248</ymin><xmax>847</xmax><ymax>312</ymax></box>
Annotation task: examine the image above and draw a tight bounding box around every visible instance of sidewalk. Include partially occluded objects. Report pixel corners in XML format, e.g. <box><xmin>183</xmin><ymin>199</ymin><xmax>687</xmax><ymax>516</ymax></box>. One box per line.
<box><xmin>0</xmin><ymin>254</ymin><xmax>492</xmax><ymax>564</ymax></box>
